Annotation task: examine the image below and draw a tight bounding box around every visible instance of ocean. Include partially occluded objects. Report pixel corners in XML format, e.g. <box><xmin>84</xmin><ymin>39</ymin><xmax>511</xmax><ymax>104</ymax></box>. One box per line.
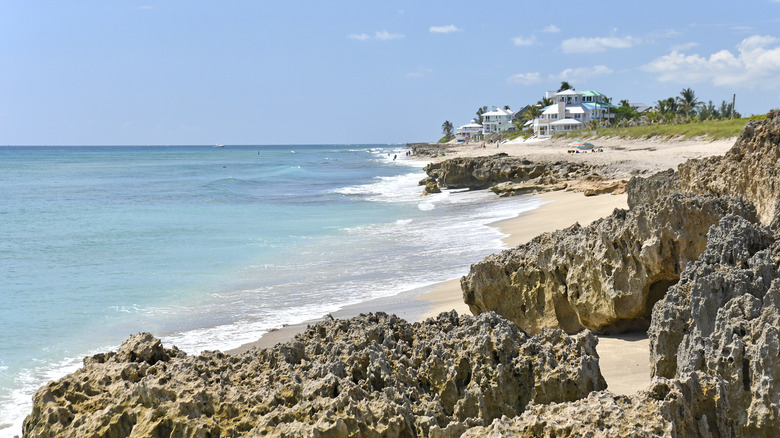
<box><xmin>0</xmin><ymin>144</ymin><xmax>540</xmax><ymax>435</ymax></box>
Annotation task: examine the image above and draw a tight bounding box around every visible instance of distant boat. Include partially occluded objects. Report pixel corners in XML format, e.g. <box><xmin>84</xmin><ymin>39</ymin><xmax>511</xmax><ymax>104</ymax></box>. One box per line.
<box><xmin>214</xmin><ymin>144</ymin><xmax>224</xmax><ymax>148</ymax></box>
<box><xmin>568</xmin><ymin>142</ymin><xmax>594</xmax><ymax>151</ymax></box>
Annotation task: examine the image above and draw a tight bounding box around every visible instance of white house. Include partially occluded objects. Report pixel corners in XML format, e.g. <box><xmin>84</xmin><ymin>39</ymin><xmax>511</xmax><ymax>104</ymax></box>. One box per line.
<box><xmin>481</xmin><ymin>107</ymin><xmax>516</xmax><ymax>136</ymax></box>
<box><xmin>532</xmin><ymin>90</ymin><xmax>615</xmax><ymax>137</ymax></box>
<box><xmin>456</xmin><ymin>121</ymin><xmax>483</xmax><ymax>142</ymax></box>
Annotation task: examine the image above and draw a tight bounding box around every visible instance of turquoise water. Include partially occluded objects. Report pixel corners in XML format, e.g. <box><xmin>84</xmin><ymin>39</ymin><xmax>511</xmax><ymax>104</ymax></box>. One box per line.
<box><xmin>0</xmin><ymin>145</ymin><xmax>540</xmax><ymax>434</ymax></box>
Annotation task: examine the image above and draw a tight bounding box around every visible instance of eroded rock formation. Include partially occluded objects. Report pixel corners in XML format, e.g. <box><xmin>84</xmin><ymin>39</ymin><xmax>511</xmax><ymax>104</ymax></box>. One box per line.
<box><xmin>462</xmin><ymin>194</ymin><xmax>756</xmax><ymax>334</ymax></box>
<box><xmin>420</xmin><ymin>153</ymin><xmax>625</xmax><ymax>196</ymax></box>
<box><xmin>23</xmin><ymin>312</ymin><xmax>605</xmax><ymax>438</ymax></box>
<box><xmin>628</xmin><ymin>110</ymin><xmax>780</xmax><ymax>230</ymax></box>
<box><xmin>461</xmin><ymin>372</ymin><xmax>730</xmax><ymax>437</ymax></box>
<box><xmin>649</xmin><ymin>215</ymin><xmax>780</xmax><ymax>436</ymax></box>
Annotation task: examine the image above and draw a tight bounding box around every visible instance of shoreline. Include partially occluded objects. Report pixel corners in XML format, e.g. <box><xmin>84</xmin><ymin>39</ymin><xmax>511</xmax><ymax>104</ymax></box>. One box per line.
<box><xmin>229</xmin><ymin>191</ymin><xmax>615</xmax><ymax>354</ymax></box>
<box><xmin>228</xmin><ymin>135</ymin><xmax>738</xmax><ymax>392</ymax></box>
<box><xmin>227</xmin><ymin>189</ymin><xmax>652</xmax><ymax>395</ymax></box>
<box><xmin>413</xmin><ymin>190</ymin><xmax>627</xmax><ymax>320</ymax></box>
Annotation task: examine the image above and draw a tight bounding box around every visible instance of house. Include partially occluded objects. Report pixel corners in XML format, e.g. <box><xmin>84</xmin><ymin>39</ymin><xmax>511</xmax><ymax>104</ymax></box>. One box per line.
<box><xmin>532</xmin><ymin>89</ymin><xmax>616</xmax><ymax>137</ymax></box>
<box><xmin>629</xmin><ymin>102</ymin><xmax>652</xmax><ymax>113</ymax></box>
<box><xmin>481</xmin><ymin>107</ymin><xmax>516</xmax><ymax>136</ymax></box>
<box><xmin>456</xmin><ymin>121</ymin><xmax>483</xmax><ymax>142</ymax></box>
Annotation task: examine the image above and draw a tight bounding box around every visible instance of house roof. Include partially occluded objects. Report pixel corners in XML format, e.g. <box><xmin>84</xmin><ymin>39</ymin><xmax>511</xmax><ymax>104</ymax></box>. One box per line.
<box><xmin>581</xmin><ymin>90</ymin><xmax>607</xmax><ymax>97</ymax></box>
<box><xmin>555</xmin><ymin>89</ymin><xmax>583</xmax><ymax>96</ymax></box>
<box><xmin>482</xmin><ymin>108</ymin><xmax>514</xmax><ymax>117</ymax></box>
<box><xmin>584</xmin><ymin>102</ymin><xmax>618</xmax><ymax>109</ymax></box>
<box><xmin>550</xmin><ymin>118</ymin><xmax>582</xmax><ymax>125</ymax></box>
<box><xmin>458</xmin><ymin>123</ymin><xmax>483</xmax><ymax>129</ymax></box>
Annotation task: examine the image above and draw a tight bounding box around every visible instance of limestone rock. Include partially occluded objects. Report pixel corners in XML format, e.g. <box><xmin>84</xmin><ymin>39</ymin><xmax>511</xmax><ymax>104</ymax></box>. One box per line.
<box><xmin>626</xmin><ymin>168</ymin><xmax>679</xmax><ymax>209</ymax></box>
<box><xmin>422</xmin><ymin>180</ymin><xmax>441</xmax><ymax>195</ymax></box>
<box><xmin>649</xmin><ymin>215</ymin><xmax>780</xmax><ymax>436</ymax></box>
<box><xmin>462</xmin><ymin>194</ymin><xmax>756</xmax><ymax>334</ymax></box>
<box><xmin>23</xmin><ymin>311</ymin><xmax>605</xmax><ymax>438</ymax></box>
<box><xmin>408</xmin><ymin>143</ymin><xmax>453</xmax><ymax>158</ymax></box>
<box><xmin>422</xmin><ymin>154</ymin><xmax>596</xmax><ymax>193</ymax></box>
<box><xmin>461</xmin><ymin>372</ymin><xmax>731</xmax><ymax>437</ymax></box>
<box><xmin>627</xmin><ymin>111</ymin><xmax>780</xmax><ymax>230</ymax></box>
<box><xmin>489</xmin><ymin>181</ymin><xmax>568</xmax><ymax>197</ymax></box>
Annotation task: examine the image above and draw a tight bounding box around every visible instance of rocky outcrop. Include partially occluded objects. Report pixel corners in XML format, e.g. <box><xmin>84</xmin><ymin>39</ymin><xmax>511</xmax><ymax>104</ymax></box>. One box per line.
<box><xmin>462</xmin><ymin>194</ymin><xmax>757</xmax><ymax>334</ymax></box>
<box><xmin>421</xmin><ymin>154</ymin><xmax>621</xmax><ymax>196</ymax></box>
<box><xmin>23</xmin><ymin>311</ymin><xmax>605</xmax><ymax>438</ymax></box>
<box><xmin>408</xmin><ymin>143</ymin><xmax>454</xmax><ymax>158</ymax></box>
<box><xmin>627</xmin><ymin>111</ymin><xmax>780</xmax><ymax>229</ymax></box>
<box><xmin>649</xmin><ymin>215</ymin><xmax>780</xmax><ymax>436</ymax></box>
<box><xmin>626</xmin><ymin>168</ymin><xmax>680</xmax><ymax>209</ymax></box>
<box><xmin>461</xmin><ymin>372</ymin><xmax>730</xmax><ymax>437</ymax></box>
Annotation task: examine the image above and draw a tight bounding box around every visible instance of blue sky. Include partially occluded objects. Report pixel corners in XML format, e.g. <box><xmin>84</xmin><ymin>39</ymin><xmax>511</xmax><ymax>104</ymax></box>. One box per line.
<box><xmin>2</xmin><ymin>1</ymin><xmax>780</xmax><ymax>145</ymax></box>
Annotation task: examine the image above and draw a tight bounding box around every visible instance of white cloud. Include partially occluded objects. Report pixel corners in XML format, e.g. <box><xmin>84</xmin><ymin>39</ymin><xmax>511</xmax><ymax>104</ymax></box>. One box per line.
<box><xmin>507</xmin><ymin>72</ymin><xmax>541</xmax><ymax>85</ymax></box>
<box><xmin>512</xmin><ymin>35</ymin><xmax>537</xmax><ymax>46</ymax></box>
<box><xmin>375</xmin><ymin>30</ymin><xmax>404</xmax><ymax>41</ymax></box>
<box><xmin>348</xmin><ymin>31</ymin><xmax>404</xmax><ymax>41</ymax></box>
<box><xmin>430</xmin><ymin>25</ymin><xmax>461</xmax><ymax>34</ymax></box>
<box><xmin>542</xmin><ymin>25</ymin><xmax>560</xmax><ymax>33</ymax></box>
<box><xmin>561</xmin><ymin>35</ymin><xmax>639</xmax><ymax>53</ymax></box>
<box><xmin>671</xmin><ymin>42</ymin><xmax>699</xmax><ymax>52</ymax></box>
<box><xmin>553</xmin><ymin>65</ymin><xmax>614</xmax><ymax>83</ymax></box>
<box><xmin>643</xmin><ymin>35</ymin><xmax>780</xmax><ymax>88</ymax></box>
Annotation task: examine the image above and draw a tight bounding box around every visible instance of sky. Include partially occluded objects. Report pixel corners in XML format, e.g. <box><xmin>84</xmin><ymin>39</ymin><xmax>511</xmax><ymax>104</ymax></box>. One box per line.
<box><xmin>2</xmin><ymin>0</ymin><xmax>780</xmax><ymax>145</ymax></box>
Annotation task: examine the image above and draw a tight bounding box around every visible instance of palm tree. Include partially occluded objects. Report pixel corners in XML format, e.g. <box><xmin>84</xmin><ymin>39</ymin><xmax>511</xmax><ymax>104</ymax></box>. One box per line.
<box><xmin>619</xmin><ymin>99</ymin><xmax>630</xmax><ymax>108</ymax></box>
<box><xmin>656</xmin><ymin>97</ymin><xmax>677</xmax><ymax>115</ymax></box>
<box><xmin>441</xmin><ymin>120</ymin><xmax>454</xmax><ymax>139</ymax></box>
<box><xmin>521</xmin><ymin>105</ymin><xmax>542</xmax><ymax>121</ymax></box>
<box><xmin>475</xmin><ymin>106</ymin><xmax>488</xmax><ymax>124</ymax></box>
<box><xmin>557</xmin><ymin>81</ymin><xmax>573</xmax><ymax>92</ymax></box>
<box><xmin>677</xmin><ymin>88</ymin><xmax>701</xmax><ymax>117</ymax></box>
<box><xmin>537</xmin><ymin>96</ymin><xmax>553</xmax><ymax>108</ymax></box>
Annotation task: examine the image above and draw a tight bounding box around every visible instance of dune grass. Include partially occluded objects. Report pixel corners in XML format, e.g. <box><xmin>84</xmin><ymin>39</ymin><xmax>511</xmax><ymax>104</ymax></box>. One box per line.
<box><xmin>556</xmin><ymin>115</ymin><xmax>766</xmax><ymax>141</ymax></box>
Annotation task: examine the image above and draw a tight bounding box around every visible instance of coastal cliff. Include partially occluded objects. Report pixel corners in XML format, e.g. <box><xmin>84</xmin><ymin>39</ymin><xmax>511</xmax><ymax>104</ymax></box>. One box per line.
<box><xmin>23</xmin><ymin>312</ymin><xmax>604</xmax><ymax>437</ymax></box>
<box><xmin>462</xmin><ymin>193</ymin><xmax>756</xmax><ymax>334</ymax></box>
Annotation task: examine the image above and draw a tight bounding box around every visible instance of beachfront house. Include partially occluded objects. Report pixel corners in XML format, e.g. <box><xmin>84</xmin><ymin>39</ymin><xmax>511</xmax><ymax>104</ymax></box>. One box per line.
<box><xmin>456</xmin><ymin>121</ymin><xmax>483</xmax><ymax>142</ymax></box>
<box><xmin>481</xmin><ymin>107</ymin><xmax>516</xmax><ymax>136</ymax></box>
<box><xmin>532</xmin><ymin>89</ymin><xmax>616</xmax><ymax>137</ymax></box>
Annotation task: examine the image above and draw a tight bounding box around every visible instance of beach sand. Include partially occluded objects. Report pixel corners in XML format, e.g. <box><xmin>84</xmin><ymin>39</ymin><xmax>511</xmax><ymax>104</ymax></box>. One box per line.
<box><xmin>229</xmin><ymin>136</ymin><xmax>737</xmax><ymax>395</ymax></box>
<box><xmin>441</xmin><ymin>135</ymin><xmax>735</xmax><ymax>180</ymax></box>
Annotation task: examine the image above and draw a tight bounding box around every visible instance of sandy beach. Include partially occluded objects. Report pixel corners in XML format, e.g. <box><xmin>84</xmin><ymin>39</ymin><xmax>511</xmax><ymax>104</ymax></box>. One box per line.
<box><xmin>229</xmin><ymin>135</ymin><xmax>736</xmax><ymax>395</ymax></box>
<box><xmin>443</xmin><ymin>135</ymin><xmax>735</xmax><ymax>179</ymax></box>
